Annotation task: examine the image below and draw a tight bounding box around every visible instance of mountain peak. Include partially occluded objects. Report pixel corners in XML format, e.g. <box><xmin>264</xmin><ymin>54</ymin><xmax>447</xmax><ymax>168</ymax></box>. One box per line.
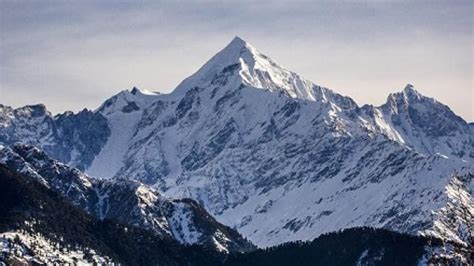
<box><xmin>96</xmin><ymin>87</ymin><xmax>159</xmax><ymax>115</ymax></box>
<box><xmin>224</xmin><ymin>35</ymin><xmax>256</xmax><ymax>53</ymax></box>
<box><xmin>402</xmin><ymin>84</ymin><xmax>422</xmax><ymax>100</ymax></box>
<box><xmin>174</xmin><ymin>37</ymin><xmax>324</xmax><ymax>101</ymax></box>
<box><xmin>130</xmin><ymin>86</ymin><xmax>140</xmax><ymax>95</ymax></box>
<box><xmin>403</xmin><ymin>83</ymin><xmax>415</xmax><ymax>92</ymax></box>
<box><xmin>14</xmin><ymin>104</ymin><xmax>50</xmax><ymax>118</ymax></box>
<box><xmin>214</xmin><ymin>36</ymin><xmax>259</xmax><ymax>69</ymax></box>
<box><xmin>385</xmin><ymin>84</ymin><xmax>424</xmax><ymax>105</ymax></box>
<box><xmin>173</xmin><ymin>36</ymin><xmax>261</xmax><ymax>94</ymax></box>
<box><xmin>130</xmin><ymin>86</ymin><xmax>159</xmax><ymax>96</ymax></box>
<box><xmin>228</xmin><ymin>36</ymin><xmax>248</xmax><ymax>47</ymax></box>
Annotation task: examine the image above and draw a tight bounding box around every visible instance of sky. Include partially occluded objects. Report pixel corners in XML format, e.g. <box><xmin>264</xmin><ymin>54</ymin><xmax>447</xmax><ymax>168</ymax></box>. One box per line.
<box><xmin>1</xmin><ymin>1</ymin><xmax>473</xmax><ymax>121</ymax></box>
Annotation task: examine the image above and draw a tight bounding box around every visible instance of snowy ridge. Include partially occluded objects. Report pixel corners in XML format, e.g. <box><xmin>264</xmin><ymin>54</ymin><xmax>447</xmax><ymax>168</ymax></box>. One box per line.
<box><xmin>360</xmin><ymin>84</ymin><xmax>473</xmax><ymax>160</ymax></box>
<box><xmin>0</xmin><ymin>144</ymin><xmax>254</xmax><ymax>253</ymax></box>
<box><xmin>422</xmin><ymin>172</ymin><xmax>473</xmax><ymax>246</ymax></box>
<box><xmin>175</xmin><ymin>37</ymin><xmax>319</xmax><ymax>102</ymax></box>
<box><xmin>169</xmin><ymin>202</ymin><xmax>202</xmax><ymax>245</ymax></box>
<box><xmin>0</xmin><ymin>104</ymin><xmax>110</xmax><ymax>171</ymax></box>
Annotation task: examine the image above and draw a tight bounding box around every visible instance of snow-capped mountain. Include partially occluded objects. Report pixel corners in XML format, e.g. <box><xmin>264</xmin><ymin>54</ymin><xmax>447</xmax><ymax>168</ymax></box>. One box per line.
<box><xmin>359</xmin><ymin>84</ymin><xmax>473</xmax><ymax>159</ymax></box>
<box><xmin>0</xmin><ymin>104</ymin><xmax>110</xmax><ymax>171</ymax></box>
<box><xmin>0</xmin><ymin>164</ymin><xmax>228</xmax><ymax>265</ymax></box>
<box><xmin>0</xmin><ymin>37</ymin><xmax>472</xmax><ymax>249</ymax></box>
<box><xmin>0</xmin><ymin>144</ymin><xmax>254</xmax><ymax>253</ymax></box>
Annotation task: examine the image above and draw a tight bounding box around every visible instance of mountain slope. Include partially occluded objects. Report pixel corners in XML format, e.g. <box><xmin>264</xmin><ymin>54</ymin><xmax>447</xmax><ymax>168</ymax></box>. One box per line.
<box><xmin>0</xmin><ymin>37</ymin><xmax>472</xmax><ymax>249</ymax></box>
<box><xmin>0</xmin><ymin>144</ymin><xmax>255</xmax><ymax>253</ymax></box>
<box><xmin>3</xmin><ymin>165</ymin><xmax>467</xmax><ymax>265</ymax></box>
<box><xmin>87</xmin><ymin>87</ymin><xmax>161</xmax><ymax>178</ymax></box>
<box><xmin>0</xmin><ymin>164</ymin><xmax>224</xmax><ymax>265</ymax></box>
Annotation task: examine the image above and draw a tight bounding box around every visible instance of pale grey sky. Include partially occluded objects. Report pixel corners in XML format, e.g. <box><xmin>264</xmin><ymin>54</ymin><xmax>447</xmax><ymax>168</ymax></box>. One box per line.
<box><xmin>1</xmin><ymin>1</ymin><xmax>473</xmax><ymax>121</ymax></box>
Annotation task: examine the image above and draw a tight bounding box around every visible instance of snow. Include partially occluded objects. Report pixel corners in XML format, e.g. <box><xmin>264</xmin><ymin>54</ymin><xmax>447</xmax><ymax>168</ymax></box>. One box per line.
<box><xmin>95</xmin><ymin>187</ymin><xmax>109</xmax><ymax>220</ymax></box>
<box><xmin>421</xmin><ymin>174</ymin><xmax>473</xmax><ymax>246</ymax></box>
<box><xmin>212</xmin><ymin>236</ymin><xmax>228</xmax><ymax>253</ymax></box>
<box><xmin>174</xmin><ymin>36</ymin><xmax>322</xmax><ymax>103</ymax></box>
<box><xmin>87</xmin><ymin>89</ymin><xmax>159</xmax><ymax>178</ymax></box>
<box><xmin>435</xmin><ymin>153</ymin><xmax>449</xmax><ymax>159</ymax></box>
<box><xmin>169</xmin><ymin>203</ymin><xmax>201</xmax><ymax>245</ymax></box>
<box><xmin>1</xmin><ymin>144</ymin><xmax>246</xmax><ymax>252</ymax></box>
<box><xmin>135</xmin><ymin>184</ymin><xmax>159</xmax><ymax>206</ymax></box>
<box><xmin>161</xmin><ymin>130</ymin><xmax>183</xmax><ymax>183</ymax></box>
<box><xmin>0</xmin><ymin>231</ymin><xmax>111</xmax><ymax>264</ymax></box>
<box><xmin>133</xmin><ymin>87</ymin><xmax>160</xmax><ymax>96</ymax></box>
<box><xmin>356</xmin><ymin>249</ymin><xmax>369</xmax><ymax>266</ymax></box>
<box><xmin>372</xmin><ymin>108</ymin><xmax>406</xmax><ymax>144</ymax></box>
<box><xmin>86</xmin><ymin>113</ymin><xmax>140</xmax><ymax>178</ymax></box>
